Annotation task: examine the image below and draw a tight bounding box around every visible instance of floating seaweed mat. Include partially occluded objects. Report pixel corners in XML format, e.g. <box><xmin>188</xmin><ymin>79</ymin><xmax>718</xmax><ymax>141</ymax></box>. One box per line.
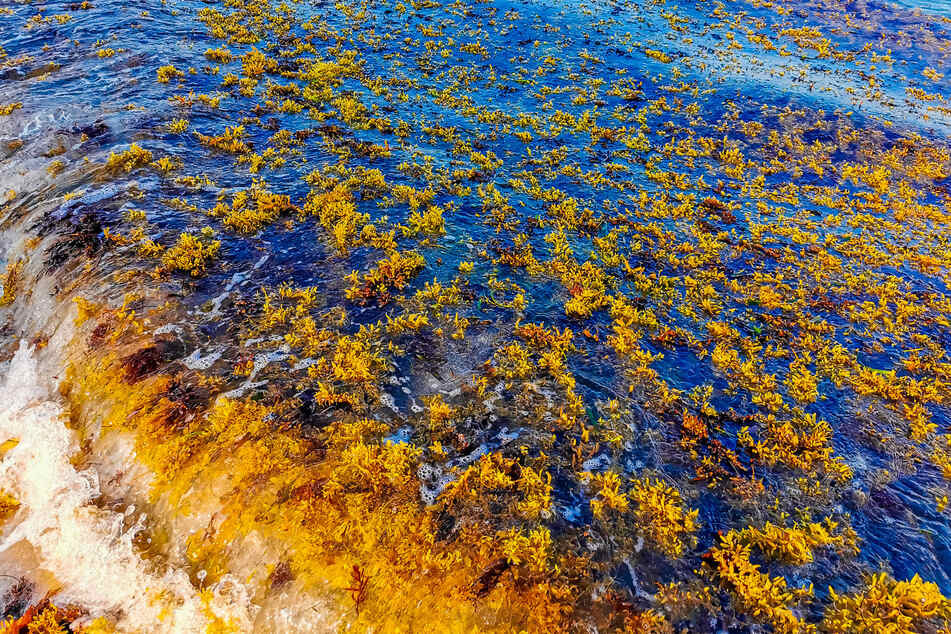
<box><xmin>1</xmin><ymin>0</ymin><xmax>951</xmax><ymax>630</ymax></box>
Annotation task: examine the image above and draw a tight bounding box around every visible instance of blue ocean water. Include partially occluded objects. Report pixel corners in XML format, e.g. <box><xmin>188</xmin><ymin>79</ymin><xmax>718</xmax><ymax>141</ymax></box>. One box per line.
<box><xmin>2</xmin><ymin>0</ymin><xmax>951</xmax><ymax>629</ymax></box>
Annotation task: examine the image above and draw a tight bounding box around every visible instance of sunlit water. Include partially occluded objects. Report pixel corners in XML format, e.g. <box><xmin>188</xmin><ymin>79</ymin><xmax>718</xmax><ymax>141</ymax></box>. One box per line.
<box><xmin>2</xmin><ymin>0</ymin><xmax>951</xmax><ymax>630</ymax></box>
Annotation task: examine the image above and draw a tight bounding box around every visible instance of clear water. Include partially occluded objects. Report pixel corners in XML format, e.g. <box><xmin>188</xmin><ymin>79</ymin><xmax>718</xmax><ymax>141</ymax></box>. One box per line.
<box><xmin>2</xmin><ymin>0</ymin><xmax>951</xmax><ymax>630</ymax></box>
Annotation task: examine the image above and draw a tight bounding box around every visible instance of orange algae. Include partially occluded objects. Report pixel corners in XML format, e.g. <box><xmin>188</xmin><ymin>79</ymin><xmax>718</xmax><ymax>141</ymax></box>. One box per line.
<box><xmin>62</xmin><ymin>346</ymin><xmax>587</xmax><ymax>632</ymax></box>
<box><xmin>0</xmin><ymin>490</ymin><xmax>19</xmax><ymax>525</ymax></box>
<box><xmin>0</xmin><ymin>259</ymin><xmax>24</xmax><ymax>307</ymax></box>
<box><xmin>7</xmin><ymin>0</ymin><xmax>951</xmax><ymax>629</ymax></box>
<box><xmin>0</xmin><ymin>602</ymin><xmax>81</xmax><ymax>634</ymax></box>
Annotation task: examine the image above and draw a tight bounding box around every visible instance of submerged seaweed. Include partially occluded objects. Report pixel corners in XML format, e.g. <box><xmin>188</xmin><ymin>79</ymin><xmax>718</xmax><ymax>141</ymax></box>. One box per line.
<box><xmin>2</xmin><ymin>0</ymin><xmax>951</xmax><ymax>631</ymax></box>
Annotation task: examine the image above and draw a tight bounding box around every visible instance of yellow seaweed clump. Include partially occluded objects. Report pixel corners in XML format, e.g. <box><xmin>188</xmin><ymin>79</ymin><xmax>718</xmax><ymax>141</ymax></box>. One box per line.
<box><xmin>586</xmin><ymin>473</ymin><xmax>698</xmax><ymax>558</ymax></box>
<box><xmin>401</xmin><ymin>205</ymin><xmax>446</xmax><ymax>238</ymax></box>
<box><xmin>194</xmin><ymin>126</ymin><xmax>251</xmax><ymax>154</ymax></box>
<box><xmin>440</xmin><ymin>452</ymin><xmax>553</xmax><ymax>521</ymax></box>
<box><xmin>643</xmin><ymin>48</ymin><xmax>672</xmax><ymax>63</ymax></box>
<box><xmin>587</xmin><ymin>471</ymin><xmax>630</xmax><ymax>518</ymax></box>
<box><xmin>345</xmin><ymin>250</ymin><xmax>425</xmax><ymax>305</ymax></box>
<box><xmin>629</xmin><ymin>477</ymin><xmax>699</xmax><ymax>558</ymax></box>
<box><xmin>0</xmin><ymin>103</ymin><xmax>22</xmax><ymax>116</ymax></box>
<box><xmin>704</xmin><ymin>532</ymin><xmax>813</xmax><ymax>634</ymax></box>
<box><xmin>303</xmin><ymin>184</ymin><xmax>369</xmax><ymax>254</ymax></box>
<box><xmin>735</xmin><ymin>517</ymin><xmax>858</xmax><ymax>565</ymax></box>
<box><xmin>156</xmin><ymin>64</ymin><xmax>184</xmax><ymax>83</ymax></box>
<box><xmin>821</xmin><ymin>573</ymin><xmax>951</xmax><ymax>633</ymax></box>
<box><xmin>0</xmin><ymin>258</ymin><xmax>24</xmax><ymax>307</ymax></box>
<box><xmin>160</xmin><ymin>232</ymin><xmax>221</xmax><ymax>276</ymax></box>
<box><xmin>738</xmin><ymin>412</ymin><xmax>852</xmax><ymax>483</ymax></box>
<box><xmin>622</xmin><ymin>609</ymin><xmax>673</xmax><ymax>634</ymax></box>
<box><xmin>47</xmin><ymin>160</ymin><xmax>65</xmax><ymax>176</ymax></box>
<box><xmin>151</xmin><ymin>155</ymin><xmax>181</xmax><ymax>174</ymax></box>
<box><xmin>212</xmin><ymin>182</ymin><xmax>297</xmax><ymax>234</ymax></box>
<box><xmin>0</xmin><ymin>489</ymin><xmax>19</xmax><ymax>524</ymax></box>
<box><xmin>309</xmin><ymin>333</ymin><xmax>390</xmax><ymax>408</ymax></box>
<box><xmin>204</xmin><ymin>47</ymin><xmax>232</xmax><ymax>63</ymax></box>
<box><xmin>0</xmin><ymin>597</ymin><xmax>85</xmax><ymax>634</ymax></box>
<box><xmin>167</xmin><ymin>118</ymin><xmax>189</xmax><ymax>134</ymax></box>
<box><xmin>104</xmin><ymin>143</ymin><xmax>153</xmax><ymax>174</ymax></box>
<box><xmin>494</xmin><ymin>526</ymin><xmax>554</xmax><ymax>577</ymax></box>
<box><xmin>241</xmin><ymin>47</ymin><xmax>276</xmax><ymax>78</ymax></box>
<box><xmin>559</xmin><ymin>260</ymin><xmax>610</xmax><ymax>320</ymax></box>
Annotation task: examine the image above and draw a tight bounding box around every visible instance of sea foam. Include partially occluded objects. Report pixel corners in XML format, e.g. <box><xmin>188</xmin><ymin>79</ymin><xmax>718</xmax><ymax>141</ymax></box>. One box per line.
<box><xmin>0</xmin><ymin>340</ymin><xmax>255</xmax><ymax>631</ymax></box>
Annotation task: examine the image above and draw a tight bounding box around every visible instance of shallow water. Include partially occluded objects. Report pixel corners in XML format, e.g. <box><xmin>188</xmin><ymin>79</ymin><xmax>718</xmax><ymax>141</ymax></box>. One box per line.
<box><xmin>2</xmin><ymin>0</ymin><xmax>951</xmax><ymax>631</ymax></box>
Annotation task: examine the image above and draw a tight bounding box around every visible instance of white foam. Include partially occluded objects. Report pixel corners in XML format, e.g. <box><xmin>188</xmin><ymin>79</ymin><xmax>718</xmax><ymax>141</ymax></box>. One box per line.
<box><xmin>221</xmin><ymin>349</ymin><xmax>288</xmax><ymax>398</ymax></box>
<box><xmin>417</xmin><ymin>463</ymin><xmax>455</xmax><ymax>507</ymax></box>
<box><xmin>581</xmin><ymin>454</ymin><xmax>611</xmax><ymax>472</ymax></box>
<box><xmin>182</xmin><ymin>348</ymin><xmax>222</xmax><ymax>371</ymax></box>
<box><xmin>0</xmin><ymin>341</ymin><xmax>256</xmax><ymax>632</ymax></box>
<box><xmin>378</xmin><ymin>392</ymin><xmax>397</xmax><ymax>412</ymax></box>
<box><xmin>222</xmin><ymin>380</ymin><xmax>267</xmax><ymax>399</ymax></box>
<box><xmin>153</xmin><ymin>324</ymin><xmax>184</xmax><ymax>336</ymax></box>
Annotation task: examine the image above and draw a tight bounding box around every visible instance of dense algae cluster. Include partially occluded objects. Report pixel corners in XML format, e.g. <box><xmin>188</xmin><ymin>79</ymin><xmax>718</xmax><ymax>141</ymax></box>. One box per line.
<box><xmin>2</xmin><ymin>0</ymin><xmax>951</xmax><ymax>631</ymax></box>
